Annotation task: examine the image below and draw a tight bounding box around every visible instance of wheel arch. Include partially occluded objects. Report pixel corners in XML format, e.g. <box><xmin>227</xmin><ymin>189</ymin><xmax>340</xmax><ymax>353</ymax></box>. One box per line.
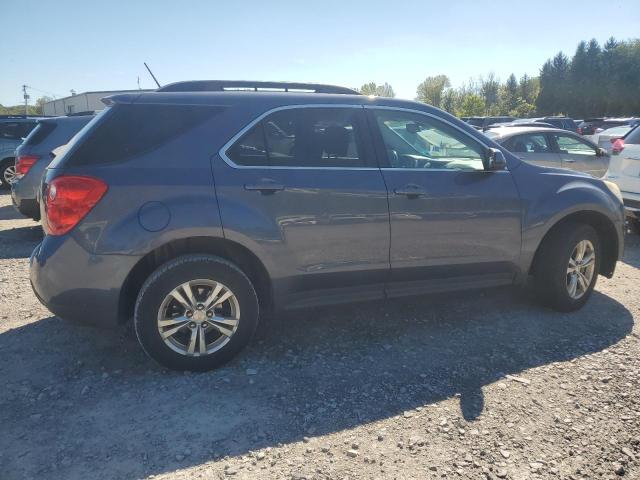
<box><xmin>118</xmin><ymin>236</ymin><xmax>273</xmax><ymax>324</ymax></box>
<box><xmin>529</xmin><ymin>210</ymin><xmax>619</xmax><ymax>278</ymax></box>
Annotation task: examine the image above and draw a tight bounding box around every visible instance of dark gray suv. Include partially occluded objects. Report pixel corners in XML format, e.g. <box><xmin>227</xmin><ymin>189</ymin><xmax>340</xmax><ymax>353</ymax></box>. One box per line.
<box><xmin>30</xmin><ymin>81</ymin><xmax>625</xmax><ymax>371</ymax></box>
<box><xmin>12</xmin><ymin>114</ymin><xmax>94</xmax><ymax>219</ymax></box>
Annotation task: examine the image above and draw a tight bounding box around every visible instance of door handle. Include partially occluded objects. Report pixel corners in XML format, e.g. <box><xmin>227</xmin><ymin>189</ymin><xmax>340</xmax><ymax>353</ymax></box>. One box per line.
<box><xmin>244</xmin><ymin>182</ymin><xmax>285</xmax><ymax>194</ymax></box>
<box><xmin>563</xmin><ymin>159</ymin><xmax>576</xmax><ymax>163</ymax></box>
<box><xmin>394</xmin><ymin>184</ymin><xmax>426</xmax><ymax>198</ymax></box>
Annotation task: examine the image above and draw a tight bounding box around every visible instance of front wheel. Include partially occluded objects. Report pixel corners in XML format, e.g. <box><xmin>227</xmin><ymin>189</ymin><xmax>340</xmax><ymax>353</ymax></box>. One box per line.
<box><xmin>533</xmin><ymin>223</ymin><xmax>600</xmax><ymax>312</ymax></box>
<box><xmin>134</xmin><ymin>255</ymin><xmax>259</xmax><ymax>371</ymax></box>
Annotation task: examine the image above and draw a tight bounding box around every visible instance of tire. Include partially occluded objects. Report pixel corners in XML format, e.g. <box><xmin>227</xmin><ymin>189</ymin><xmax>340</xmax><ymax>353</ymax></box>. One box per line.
<box><xmin>0</xmin><ymin>159</ymin><xmax>16</xmax><ymax>190</ymax></box>
<box><xmin>533</xmin><ymin>222</ymin><xmax>601</xmax><ymax>312</ymax></box>
<box><xmin>134</xmin><ymin>254</ymin><xmax>259</xmax><ymax>371</ymax></box>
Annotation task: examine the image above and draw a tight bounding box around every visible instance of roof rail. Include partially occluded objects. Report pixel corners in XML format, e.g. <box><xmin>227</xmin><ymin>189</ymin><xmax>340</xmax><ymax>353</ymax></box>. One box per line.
<box><xmin>157</xmin><ymin>80</ymin><xmax>361</xmax><ymax>95</ymax></box>
<box><xmin>67</xmin><ymin>110</ymin><xmax>95</xmax><ymax>117</ymax></box>
<box><xmin>0</xmin><ymin>114</ymin><xmax>43</xmax><ymax>119</ymax></box>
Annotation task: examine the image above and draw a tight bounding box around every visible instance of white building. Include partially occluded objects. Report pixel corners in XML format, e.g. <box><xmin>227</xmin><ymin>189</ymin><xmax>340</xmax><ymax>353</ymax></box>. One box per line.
<box><xmin>43</xmin><ymin>90</ymin><xmax>153</xmax><ymax>116</ymax></box>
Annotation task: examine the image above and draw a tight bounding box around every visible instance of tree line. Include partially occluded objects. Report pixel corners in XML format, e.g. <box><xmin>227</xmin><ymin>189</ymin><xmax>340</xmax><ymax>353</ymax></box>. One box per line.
<box><xmin>360</xmin><ymin>37</ymin><xmax>639</xmax><ymax>119</ymax></box>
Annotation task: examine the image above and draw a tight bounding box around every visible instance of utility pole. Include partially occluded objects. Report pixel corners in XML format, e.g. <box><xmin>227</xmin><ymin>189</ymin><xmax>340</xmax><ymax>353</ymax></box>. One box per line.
<box><xmin>22</xmin><ymin>85</ymin><xmax>30</xmax><ymax>116</ymax></box>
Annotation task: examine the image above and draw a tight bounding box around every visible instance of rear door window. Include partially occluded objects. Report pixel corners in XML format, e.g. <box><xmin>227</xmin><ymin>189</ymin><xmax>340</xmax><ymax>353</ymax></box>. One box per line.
<box><xmin>508</xmin><ymin>134</ymin><xmax>551</xmax><ymax>153</ymax></box>
<box><xmin>227</xmin><ymin>108</ymin><xmax>368</xmax><ymax>168</ymax></box>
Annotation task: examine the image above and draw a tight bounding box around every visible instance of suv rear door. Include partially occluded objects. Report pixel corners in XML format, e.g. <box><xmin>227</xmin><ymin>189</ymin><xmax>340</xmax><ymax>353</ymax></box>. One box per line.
<box><xmin>214</xmin><ymin>106</ymin><xmax>390</xmax><ymax>308</ymax></box>
<box><xmin>366</xmin><ymin>107</ymin><xmax>522</xmax><ymax>296</ymax></box>
<box><xmin>502</xmin><ymin>132</ymin><xmax>561</xmax><ymax>168</ymax></box>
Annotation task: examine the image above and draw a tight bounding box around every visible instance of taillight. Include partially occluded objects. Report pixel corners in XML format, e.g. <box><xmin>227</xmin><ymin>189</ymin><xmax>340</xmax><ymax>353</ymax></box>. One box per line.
<box><xmin>16</xmin><ymin>155</ymin><xmax>40</xmax><ymax>175</ymax></box>
<box><xmin>611</xmin><ymin>138</ymin><xmax>625</xmax><ymax>154</ymax></box>
<box><xmin>45</xmin><ymin>175</ymin><xmax>108</xmax><ymax>236</ymax></box>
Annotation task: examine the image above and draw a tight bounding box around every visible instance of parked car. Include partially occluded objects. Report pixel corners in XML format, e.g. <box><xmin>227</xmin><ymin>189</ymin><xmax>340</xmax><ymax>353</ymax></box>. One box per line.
<box><xmin>30</xmin><ymin>80</ymin><xmax>624</xmax><ymax>371</ymax></box>
<box><xmin>487</xmin><ymin>121</ymin><xmax>556</xmax><ymax>129</ymax></box>
<box><xmin>593</xmin><ymin>117</ymin><xmax>640</xmax><ymax>134</ymax></box>
<box><xmin>484</xmin><ymin>126</ymin><xmax>610</xmax><ymax>177</ymax></box>
<box><xmin>593</xmin><ymin>125</ymin><xmax>633</xmax><ymax>155</ymax></box>
<box><xmin>0</xmin><ymin>115</ymin><xmax>42</xmax><ymax>189</ymax></box>
<box><xmin>577</xmin><ymin>118</ymin><xmax>605</xmax><ymax>136</ymax></box>
<box><xmin>11</xmin><ymin>114</ymin><xmax>94</xmax><ymax>219</ymax></box>
<box><xmin>465</xmin><ymin>116</ymin><xmax>515</xmax><ymax>130</ymax></box>
<box><xmin>604</xmin><ymin>125</ymin><xmax>640</xmax><ymax>229</ymax></box>
<box><xmin>526</xmin><ymin>117</ymin><xmax>579</xmax><ymax>132</ymax></box>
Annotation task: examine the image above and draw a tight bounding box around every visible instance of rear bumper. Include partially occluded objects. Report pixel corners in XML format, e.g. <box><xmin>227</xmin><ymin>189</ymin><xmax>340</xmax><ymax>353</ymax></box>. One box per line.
<box><xmin>11</xmin><ymin>190</ymin><xmax>40</xmax><ymax>220</ymax></box>
<box><xmin>30</xmin><ymin>235</ymin><xmax>141</xmax><ymax>328</ymax></box>
<box><xmin>11</xmin><ymin>171</ymin><xmax>41</xmax><ymax>220</ymax></box>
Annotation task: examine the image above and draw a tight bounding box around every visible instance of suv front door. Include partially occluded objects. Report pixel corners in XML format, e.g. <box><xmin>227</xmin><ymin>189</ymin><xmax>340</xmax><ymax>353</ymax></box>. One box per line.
<box><xmin>367</xmin><ymin>107</ymin><xmax>522</xmax><ymax>297</ymax></box>
<box><xmin>214</xmin><ymin>106</ymin><xmax>390</xmax><ymax>308</ymax></box>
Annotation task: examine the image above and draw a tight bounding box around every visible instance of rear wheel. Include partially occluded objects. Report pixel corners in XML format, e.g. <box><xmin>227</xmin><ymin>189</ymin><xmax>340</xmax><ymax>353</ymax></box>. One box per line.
<box><xmin>533</xmin><ymin>222</ymin><xmax>600</xmax><ymax>312</ymax></box>
<box><xmin>0</xmin><ymin>159</ymin><xmax>16</xmax><ymax>189</ymax></box>
<box><xmin>134</xmin><ymin>255</ymin><xmax>259</xmax><ymax>371</ymax></box>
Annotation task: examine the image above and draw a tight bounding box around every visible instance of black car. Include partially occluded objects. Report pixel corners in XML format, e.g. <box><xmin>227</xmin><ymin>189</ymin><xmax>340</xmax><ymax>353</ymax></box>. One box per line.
<box><xmin>465</xmin><ymin>116</ymin><xmax>516</xmax><ymax>130</ymax></box>
<box><xmin>536</xmin><ymin>117</ymin><xmax>579</xmax><ymax>132</ymax></box>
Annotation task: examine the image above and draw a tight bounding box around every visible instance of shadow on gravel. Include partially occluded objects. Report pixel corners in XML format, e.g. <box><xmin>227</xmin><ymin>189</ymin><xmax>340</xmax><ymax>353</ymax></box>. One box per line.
<box><xmin>0</xmin><ymin>204</ymin><xmax>26</xmax><ymax>221</ymax></box>
<box><xmin>622</xmin><ymin>232</ymin><xmax>640</xmax><ymax>269</ymax></box>
<box><xmin>0</xmin><ymin>288</ymin><xmax>633</xmax><ymax>480</ymax></box>
<box><xmin>0</xmin><ymin>225</ymin><xmax>42</xmax><ymax>259</ymax></box>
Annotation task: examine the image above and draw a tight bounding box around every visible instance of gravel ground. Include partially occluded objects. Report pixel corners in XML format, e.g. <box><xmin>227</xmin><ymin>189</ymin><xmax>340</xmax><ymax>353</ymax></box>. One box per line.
<box><xmin>0</xmin><ymin>191</ymin><xmax>639</xmax><ymax>480</ymax></box>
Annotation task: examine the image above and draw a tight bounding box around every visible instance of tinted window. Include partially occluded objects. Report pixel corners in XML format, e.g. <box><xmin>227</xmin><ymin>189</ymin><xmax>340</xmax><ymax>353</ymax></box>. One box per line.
<box><xmin>67</xmin><ymin>104</ymin><xmax>223</xmax><ymax>165</ymax></box>
<box><xmin>0</xmin><ymin>121</ymin><xmax>35</xmax><ymax>140</ymax></box>
<box><xmin>227</xmin><ymin>108</ymin><xmax>366</xmax><ymax>168</ymax></box>
<box><xmin>509</xmin><ymin>134</ymin><xmax>551</xmax><ymax>153</ymax></box>
<box><xmin>24</xmin><ymin>122</ymin><xmax>57</xmax><ymax>146</ymax></box>
<box><xmin>374</xmin><ymin>110</ymin><xmax>485</xmax><ymax>170</ymax></box>
<box><xmin>625</xmin><ymin>125</ymin><xmax>640</xmax><ymax>145</ymax></box>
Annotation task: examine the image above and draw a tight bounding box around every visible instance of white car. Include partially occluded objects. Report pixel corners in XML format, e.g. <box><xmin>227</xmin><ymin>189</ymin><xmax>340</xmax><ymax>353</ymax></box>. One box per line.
<box><xmin>594</xmin><ymin>125</ymin><xmax>632</xmax><ymax>155</ymax></box>
<box><xmin>605</xmin><ymin>125</ymin><xmax>640</xmax><ymax>229</ymax></box>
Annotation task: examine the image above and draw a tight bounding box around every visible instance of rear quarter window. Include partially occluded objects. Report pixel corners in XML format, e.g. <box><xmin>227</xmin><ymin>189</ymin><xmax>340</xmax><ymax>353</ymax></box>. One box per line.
<box><xmin>625</xmin><ymin>126</ymin><xmax>640</xmax><ymax>145</ymax></box>
<box><xmin>24</xmin><ymin>122</ymin><xmax>57</xmax><ymax>146</ymax></box>
<box><xmin>66</xmin><ymin>104</ymin><xmax>224</xmax><ymax>166</ymax></box>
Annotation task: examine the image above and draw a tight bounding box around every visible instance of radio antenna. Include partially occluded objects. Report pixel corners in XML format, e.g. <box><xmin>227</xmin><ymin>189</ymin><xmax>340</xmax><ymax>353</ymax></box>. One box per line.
<box><xmin>144</xmin><ymin>62</ymin><xmax>161</xmax><ymax>88</ymax></box>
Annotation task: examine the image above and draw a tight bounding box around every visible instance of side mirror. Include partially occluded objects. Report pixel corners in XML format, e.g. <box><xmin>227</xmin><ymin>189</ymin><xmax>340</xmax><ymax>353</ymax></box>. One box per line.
<box><xmin>596</xmin><ymin>147</ymin><xmax>608</xmax><ymax>157</ymax></box>
<box><xmin>486</xmin><ymin>148</ymin><xmax>507</xmax><ymax>171</ymax></box>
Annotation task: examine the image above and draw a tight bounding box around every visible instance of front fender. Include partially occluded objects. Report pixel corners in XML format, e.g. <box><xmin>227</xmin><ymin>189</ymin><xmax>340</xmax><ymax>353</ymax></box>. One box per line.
<box><xmin>516</xmin><ymin>167</ymin><xmax>624</xmax><ymax>275</ymax></box>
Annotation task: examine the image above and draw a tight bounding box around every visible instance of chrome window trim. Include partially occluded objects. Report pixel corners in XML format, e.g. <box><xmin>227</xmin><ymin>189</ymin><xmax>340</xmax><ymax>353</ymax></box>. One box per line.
<box><xmin>218</xmin><ymin>104</ymin><xmax>379</xmax><ymax>171</ymax></box>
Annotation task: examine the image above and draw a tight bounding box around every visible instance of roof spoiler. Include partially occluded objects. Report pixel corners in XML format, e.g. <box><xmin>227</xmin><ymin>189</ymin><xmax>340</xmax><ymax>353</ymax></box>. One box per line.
<box><xmin>156</xmin><ymin>80</ymin><xmax>360</xmax><ymax>95</ymax></box>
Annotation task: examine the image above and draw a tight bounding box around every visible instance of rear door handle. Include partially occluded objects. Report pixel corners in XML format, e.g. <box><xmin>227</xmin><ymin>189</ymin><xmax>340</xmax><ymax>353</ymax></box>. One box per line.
<box><xmin>394</xmin><ymin>184</ymin><xmax>426</xmax><ymax>198</ymax></box>
<box><xmin>244</xmin><ymin>181</ymin><xmax>285</xmax><ymax>194</ymax></box>
<box><xmin>563</xmin><ymin>159</ymin><xmax>576</xmax><ymax>163</ymax></box>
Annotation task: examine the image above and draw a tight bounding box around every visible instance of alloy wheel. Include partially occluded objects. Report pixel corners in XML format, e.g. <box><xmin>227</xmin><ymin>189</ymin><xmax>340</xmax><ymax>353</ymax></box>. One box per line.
<box><xmin>566</xmin><ymin>240</ymin><xmax>596</xmax><ymax>299</ymax></box>
<box><xmin>157</xmin><ymin>279</ymin><xmax>240</xmax><ymax>356</ymax></box>
<box><xmin>3</xmin><ymin>165</ymin><xmax>17</xmax><ymax>185</ymax></box>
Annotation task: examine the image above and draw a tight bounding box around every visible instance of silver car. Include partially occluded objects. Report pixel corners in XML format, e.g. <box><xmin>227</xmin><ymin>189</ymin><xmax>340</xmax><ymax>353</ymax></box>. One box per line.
<box><xmin>485</xmin><ymin>126</ymin><xmax>610</xmax><ymax>178</ymax></box>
